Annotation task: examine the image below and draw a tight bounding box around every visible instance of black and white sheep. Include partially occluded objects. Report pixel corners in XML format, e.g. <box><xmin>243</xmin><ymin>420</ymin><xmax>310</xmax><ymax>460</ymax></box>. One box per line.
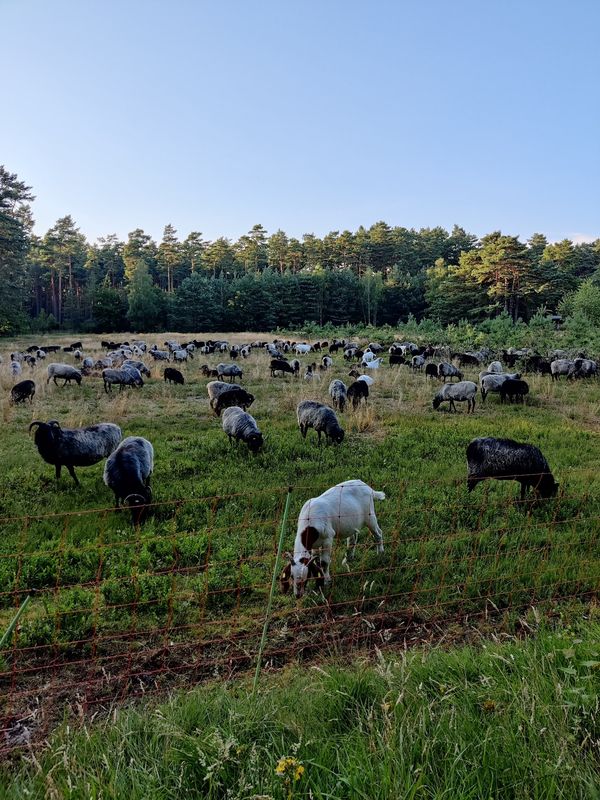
<box><xmin>297</xmin><ymin>400</ymin><xmax>345</xmax><ymax>444</ymax></box>
<box><xmin>432</xmin><ymin>381</ymin><xmax>477</xmax><ymax>413</ymax></box>
<box><xmin>328</xmin><ymin>379</ymin><xmax>348</xmax><ymax>411</ymax></box>
<box><xmin>103</xmin><ymin>436</ymin><xmax>154</xmax><ymax>523</ymax></box>
<box><xmin>164</xmin><ymin>367</ymin><xmax>185</xmax><ymax>385</ymax></box>
<box><xmin>466</xmin><ymin>437</ymin><xmax>558</xmax><ymax>500</ymax></box>
<box><xmin>280</xmin><ymin>480</ymin><xmax>385</xmax><ymax>598</ymax></box>
<box><xmin>10</xmin><ymin>379</ymin><xmax>35</xmax><ymax>404</ymax></box>
<box><xmin>221</xmin><ymin>406</ymin><xmax>263</xmax><ymax>453</ymax></box>
<box><xmin>102</xmin><ymin>367</ymin><xmax>144</xmax><ymax>393</ymax></box>
<box><xmin>46</xmin><ymin>363</ymin><xmax>83</xmax><ymax>386</ymax></box>
<box><xmin>29</xmin><ymin>419</ymin><xmax>122</xmax><ymax>484</ymax></box>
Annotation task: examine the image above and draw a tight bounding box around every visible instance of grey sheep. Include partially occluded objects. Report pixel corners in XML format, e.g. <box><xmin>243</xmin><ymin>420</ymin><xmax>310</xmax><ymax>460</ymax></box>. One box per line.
<box><xmin>122</xmin><ymin>359</ymin><xmax>151</xmax><ymax>377</ymax></box>
<box><xmin>550</xmin><ymin>359</ymin><xmax>575</xmax><ymax>380</ymax></box>
<box><xmin>217</xmin><ymin>363</ymin><xmax>243</xmax><ymax>382</ymax></box>
<box><xmin>29</xmin><ymin>419</ymin><xmax>122</xmax><ymax>484</ymax></box>
<box><xmin>47</xmin><ymin>363</ymin><xmax>82</xmax><ymax>386</ymax></box>
<box><xmin>103</xmin><ymin>436</ymin><xmax>154</xmax><ymax>524</ymax></box>
<box><xmin>328</xmin><ymin>379</ymin><xmax>348</xmax><ymax>411</ymax></box>
<box><xmin>222</xmin><ymin>406</ymin><xmax>263</xmax><ymax>453</ymax></box>
<box><xmin>297</xmin><ymin>400</ymin><xmax>344</xmax><ymax>444</ymax></box>
<box><xmin>102</xmin><ymin>367</ymin><xmax>144</xmax><ymax>393</ymax></box>
<box><xmin>437</xmin><ymin>362</ymin><xmax>463</xmax><ymax>382</ymax></box>
<box><xmin>433</xmin><ymin>381</ymin><xmax>477</xmax><ymax>413</ymax></box>
<box><xmin>466</xmin><ymin>436</ymin><xmax>558</xmax><ymax>500</ymax></box>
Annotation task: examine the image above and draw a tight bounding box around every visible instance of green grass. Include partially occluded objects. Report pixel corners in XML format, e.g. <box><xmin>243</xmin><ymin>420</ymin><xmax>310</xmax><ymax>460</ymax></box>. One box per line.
<box><xmin>0</xmin><ymin>330</ymin><xmax>600</xmax><ymax>759</ymax></box>
<box><xmin>3</xmin><ymin>618</ymin><xmax>600</xmax><ymax>798</ymax></box>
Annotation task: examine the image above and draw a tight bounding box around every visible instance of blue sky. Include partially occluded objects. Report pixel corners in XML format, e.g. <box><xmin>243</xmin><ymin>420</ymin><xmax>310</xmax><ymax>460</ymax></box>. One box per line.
<box><xmin>2</xmin><ymin>0</ymin><xmax>599</xmax><ymax>244</ymax></box>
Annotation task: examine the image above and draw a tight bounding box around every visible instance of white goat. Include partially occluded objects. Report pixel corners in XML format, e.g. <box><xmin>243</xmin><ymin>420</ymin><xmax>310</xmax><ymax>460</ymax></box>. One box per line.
<box><xmin>281</xmin><ymin>480</ymin><xmax>385</xmax><ymax>598</ymax></box>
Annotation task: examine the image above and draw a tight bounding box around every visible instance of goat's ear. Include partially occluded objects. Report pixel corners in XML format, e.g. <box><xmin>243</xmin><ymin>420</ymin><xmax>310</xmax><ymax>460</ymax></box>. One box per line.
<box><xmin>308</xmin><ymin>558</ymin><xmax>325</xmax><ymax>590</ymax></box>
<box><xmin>280</xmin><ymin>563</ymin><xmax>291</xmax><ymax>594</ymax></box>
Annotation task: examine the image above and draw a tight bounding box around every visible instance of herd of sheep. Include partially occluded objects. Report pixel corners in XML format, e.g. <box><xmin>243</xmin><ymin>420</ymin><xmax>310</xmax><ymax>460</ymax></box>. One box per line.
<box><xmin>2</xmin><ymin>334</ymin><xmax>592</xmax><ymax>591</ymax></box>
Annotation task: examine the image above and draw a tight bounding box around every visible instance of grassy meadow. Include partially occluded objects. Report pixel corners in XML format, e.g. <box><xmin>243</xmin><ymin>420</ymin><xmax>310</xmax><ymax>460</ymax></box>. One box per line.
<box><xmin>0</xmin><ymin>331</ymin><xmax>599</xmax><ymax>767</ymax></box>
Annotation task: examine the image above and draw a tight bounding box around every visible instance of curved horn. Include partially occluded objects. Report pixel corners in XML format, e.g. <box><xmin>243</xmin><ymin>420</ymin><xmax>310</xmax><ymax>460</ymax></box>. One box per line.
<box><xmin>28</xmin><ymin>420</ymin><xmax>44</xmax><ymax>433</ymax></box>
<box><xmin>47</xmin><ymin>419</ymin><xmax>61</xmax><ymax>428</ymax></box>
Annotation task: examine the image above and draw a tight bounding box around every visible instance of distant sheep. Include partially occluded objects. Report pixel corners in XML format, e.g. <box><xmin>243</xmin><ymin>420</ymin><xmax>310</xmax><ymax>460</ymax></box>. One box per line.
<box><xmin>425</xmin><ymin>363</ymin><xmax>438</xmax><ymax>379</ymax></box>
<box><xmin>102</xmin><ymin>367</ymin><xmax>144</xmax><ymax>393</ymax></box>
<box><xmin>200</xmin><ymin>364</ymin><xmax>219</xmax><ymax>378</ymax></box>
<box><xmin>164</xmin><ymin>367</ymin><xmax>184</xmax><ymax>385</ymax></box>
<box><xmin>432</xmin><ymin>381</ymin><xmax>477</xmax><ymax>413</ymax></box>
<box><xmin>10</xmin><ymin>361</ymin><xmax>22</xmax><ymax>378</ymax></box>
<box><xmin>207</xmin><ymin>381</ymin><xmax>255</xmax><ymax>416</ymax></box>
<box><xmin>280</xmin><ymin>480</ymin><xmax>385</xmax><ymax>598</ymax></box>
<box><xmin>328</xmin><ymin>379</ymin><xmax>347</xmax><ymax>411</ymax></box>
<box><xmin>216</xmin><ymin>363</ymin><xmax>243</xmax><ymax>383</ymax></box>
<box><xmin>499</xmin><ymin>378</ymin><xmax>529</xmax><ymax>403</ymax></box>
<box><xmin>438</xmin><ymin>362</ymin><xmax>463</xmax><ymax>382</ymax></box>
<box><xmin>30</xmin><ymin>419</ymin><xmax>121</xmax><ymax>484</ymax></box>
<box><xmin>487</xmin><ymin>361</ymin><xmax>503</xmax><ymax>374</ymax></box>
<box><xmin>149</xmin><ymin>349</ymin><xmax>170</xmax><ymax>361</ymax></box>
<box><xmin>347</xmin><ymin>380</ymin><xmax>369</xmax><ymax>408</ymax></box>
<box><xmin>550</xmin><ymin>359</ymin><xmax>575</xmax><ymax>380</ymax></box>
<box><xmin>270</xmin><ymin>359</ymin><xmax>295</xmax><ymax>377</ymax></box>
<box><xmin>297</xmin><ymin>400</ymin><xmax>344</xmax><ymax>444</ymax></box>
<box><xmin>222</xmin><ymin>406</ymin><xmax>263</xmax><ymax>453</ymax></box>
<box><xmin>10</xmin><ymin>379</ymin><xmax>35</xmax><ymax>404</ymax></box>
<box><xmin>569</xmin><ymin>358</ymin><xmax>598</xmax><ymax>379</ymax></box>
<box><xmin>348</xmin><ymin>371</ymin><xmax>374</xmax><ymax>386</ymax></box>
<box><xmin>46</xmin><ymin>363</ymin><xmax>82</xmax><ymax>387</ymax></box>
<box><xmin>466</xmin><ymin>437</ymin><xmax>558</xmax><ymax>501</ymax></box>
<box><xmin>122</xmin><ymin>359</ymin><xmax>151</xmax><ymax>377</ymax></box>
<box><xmin>104</xmin><ymin>436</ymin><xmax>154</xmax><ymax>524</ymax></box>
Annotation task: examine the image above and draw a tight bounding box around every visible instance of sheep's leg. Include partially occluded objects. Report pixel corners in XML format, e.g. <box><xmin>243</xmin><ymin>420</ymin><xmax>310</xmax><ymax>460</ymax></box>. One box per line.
<box><xmin>55</xmin><ymin>464</ymin><xmax>62</xmax><ymax>480</ymax></box>
<box><xmin>520</xmin><ymin>482</ymin><xmax>527</xmax><ymax>502</ymax></box>
<box><xmin>66</xmin><ymin>465</ymin><xmax>79</xmax><ymax>486</ymax></box>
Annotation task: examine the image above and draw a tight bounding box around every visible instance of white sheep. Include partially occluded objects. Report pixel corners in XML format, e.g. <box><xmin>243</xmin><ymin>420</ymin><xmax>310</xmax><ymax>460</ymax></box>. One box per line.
<box><xmin>280</xmin><ymin>480</ymin><xmax>385</xmax><ymax>598</ymax></box>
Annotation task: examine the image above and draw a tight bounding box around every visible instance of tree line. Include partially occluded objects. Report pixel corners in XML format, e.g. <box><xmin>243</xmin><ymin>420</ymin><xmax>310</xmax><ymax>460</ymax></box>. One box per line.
<box><xmin>2</xmin><ymin>165</ymin><xmax>600</xmax><ymax>335</ymax></box>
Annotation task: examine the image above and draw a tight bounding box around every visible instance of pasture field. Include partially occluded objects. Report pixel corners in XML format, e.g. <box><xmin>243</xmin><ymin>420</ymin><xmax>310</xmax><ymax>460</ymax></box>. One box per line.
<box><xmin>0</xmin><ymin>331</ymin><xmax>599</xmax><ymax>752</ymax></box>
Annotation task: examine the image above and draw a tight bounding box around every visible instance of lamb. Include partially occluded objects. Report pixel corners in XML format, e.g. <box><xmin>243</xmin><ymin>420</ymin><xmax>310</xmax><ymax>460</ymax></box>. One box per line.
<box><xmin>200</xmin><ymin>364</ymin><xmax>219</xmax><ymax>377</ymax></box>
<box><xmin>550</xmin><ymin>359</ymin><xmax>575</xmax><ymax>381</ymax></box>
<box><xmin>466</xmin><ymin>436</ymin><xmax>558</xmax><ymax>501</ymax></box>
<box><xmin>10</xmin><ymin>379</ymin><xmax>35</xmax><ymax>404</ymax></box>
<box><xmin>270</xmin><ymin>358</ymin><xmax>296</xmax><ymax>377</ymax></box>
<box><xmin>280</xmin><ymin>480</ymin><xmax>385</xmax><ymax>598</ymax></box>
<box><xmin>297</xmin><ymin>400</ymin><xmax>344</xmax><ymax>444</ymax></box>
<box><xmin>102</xmin><ymin>367</ymin><xmax>144</xmax><ymax>393</ymax></box>
<box><xmin>46</xmin><ymin>363</ymin><xmax>82</xmax><ymax>386</ymax></box>
<box><xmin>216</xmin><ymin>363</ymin><xmax>243</xmax><ymax>383</ymax></box>
<box><xmin>432</xmin><ymin>381</ymin><xmax>477</xmax><ymax>413</ymax></box>
<box><xmin>437</xmin><ymin>362</ymin><xmax>463</xmax><ymax>382</ymax></box>
<box><xmin>164</xmin><ymin>367</ymin><xmax>185</xmax><ymax>384</ymax></box>
<box><xmin>221</xmin><ymin>406</ymin><xmax>263</xmax><ymax>453</ymax></box>
<box><xmin>328</xmin><ymin>379</ymin><xmax>348</xmax><ymax>411</ymax></box>
<box><xmin>499</xmin><ymin>378</ymin><xmax>529</xmax><ymax>403</ymax></box>
<box><xmin>29</xmin><ymin>419</ymin><xmax>122</xmax><ymax>484</ymax></box>
<box><xmin>103</xmin><ymin>436</ymin><xmax>154</xmax><ymax>524</ymax></box>
<box><xmin>347</xmin><ymin>380</ymin><xmax>369</xmax><ymax>408</ymax></box>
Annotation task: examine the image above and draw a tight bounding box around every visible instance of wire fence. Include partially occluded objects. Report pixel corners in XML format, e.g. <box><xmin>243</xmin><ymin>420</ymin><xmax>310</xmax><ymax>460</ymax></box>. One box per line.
<box><xmin>1</xmin><ymin>473</ymin><xmax>599</xmax><ymax>753</ymax></box>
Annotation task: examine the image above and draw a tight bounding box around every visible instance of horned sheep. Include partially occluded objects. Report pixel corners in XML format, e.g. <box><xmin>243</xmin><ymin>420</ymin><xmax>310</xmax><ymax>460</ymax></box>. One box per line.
<box><xmin>103</xmin><ymin>436</ymin><xmax>154</xmax><ymax>524</ymax></box>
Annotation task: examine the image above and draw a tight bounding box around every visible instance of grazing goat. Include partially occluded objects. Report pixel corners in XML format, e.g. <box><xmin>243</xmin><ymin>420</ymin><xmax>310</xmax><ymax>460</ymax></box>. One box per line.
<box><xmin>30</xmin><ymin>420</ymin><xmax>121</xmax><ymax>484</ymax></box>
<box><xmin>466</xmin><ymin>437</ymin><xmax>558</xmax><ymax>501</ymax></box>
<box><xmin>104</xmin><ymin>436</ymin><xmax>154</xmax><ymax>524</ymax></box>
<box><xmin>297</xmin><ymin>400</ymin><xmax>344</xmax><ymax>444</ymax></box>
<box><xmin>432</xmin><ymin>381</ymin><xmax>477</xmax><ymax>413</ymax></box>
<box><xmin>221</xmin><ymin>406</ymin><xmax>263</xmax><ymax>453</ymax></box>
<box><xmin>10</xmin><ymin>380</ymin><xmax>35</xmax><ymax>404</ymax></box>
<box><xmin>280</xmin><ymin>480</ymin><xmax>385</xmax><ymax>598</ymax></box>
<box><xmin>46</xmin><ymin>364</ymin><xmax>82</xmax><ymax>386</ymax></box>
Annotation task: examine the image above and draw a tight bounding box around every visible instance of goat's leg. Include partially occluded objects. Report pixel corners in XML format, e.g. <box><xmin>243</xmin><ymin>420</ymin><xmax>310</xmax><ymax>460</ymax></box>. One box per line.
<box><xmin>342</xmin><ymin>530</ymin><xmax>360</xmax><ymax>568</ymax></box>
<box><xmin>368</xmin><ymin>520</ymin><xmax>384</xmax><ymax>554</ymax></box>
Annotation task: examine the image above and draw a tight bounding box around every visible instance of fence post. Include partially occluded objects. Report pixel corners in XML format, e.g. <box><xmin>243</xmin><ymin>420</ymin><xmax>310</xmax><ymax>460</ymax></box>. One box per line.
<box><xmin>0</xmin><ymin>594</ymin><xmax>31</xmax><ymax>650</ymax></box>
<box><xmin>252</xmin><ymin>487</ymin><xmax>292</xmax><ymax>695</ymax></box>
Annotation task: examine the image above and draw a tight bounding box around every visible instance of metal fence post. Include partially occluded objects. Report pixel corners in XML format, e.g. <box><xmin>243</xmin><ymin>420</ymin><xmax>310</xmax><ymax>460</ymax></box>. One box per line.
<box><xmin>252</xmin><ymin>488</ymin><xmax>292</xmax><ymax>695</ymax></box>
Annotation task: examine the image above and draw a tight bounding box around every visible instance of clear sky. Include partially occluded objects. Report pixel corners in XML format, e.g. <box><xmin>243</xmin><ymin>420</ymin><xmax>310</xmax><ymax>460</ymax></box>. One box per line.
<box><xmin>2</xmin><ymin>0</ymin><xmax>599</xmax><ymax>244</ymax></box>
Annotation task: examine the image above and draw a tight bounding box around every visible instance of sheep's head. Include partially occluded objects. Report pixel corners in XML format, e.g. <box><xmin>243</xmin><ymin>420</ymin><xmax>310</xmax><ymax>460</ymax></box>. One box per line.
<box><xmin>333</xmin><ymin>429</ymin><xmax>345</xmax><ymax>444</ymax></box>
<box><xmin>432</xmin><ymin>396</ymin><xmax>442</xmax><ymax>410</ymax></box>
<box><xmin>124</xmin><ymin>490</ymin><xmax>152</xmax><ymax>525</ymax></box>
<box><xmin>247</xmin><ymin>433</ymin><xmax>263</xmax><ymax>454</ymax></box>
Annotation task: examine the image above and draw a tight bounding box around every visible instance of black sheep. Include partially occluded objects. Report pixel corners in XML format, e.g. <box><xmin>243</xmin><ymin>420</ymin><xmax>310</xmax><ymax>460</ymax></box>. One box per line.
<box><xmin>164</xmin><ymin>367</ymin><xmax>185</xmax><ymax>385</ymax></box>
<box><xmin>466</xmin><ymin>437</ymin><xmax>558</xmax><ymax>501</ymax></box>
<box><xmin>10</xmin><ymin>379</ymin><xmax>36</xmax><ymax>404</ymax></box>
<box><xmin>499</xmin><ymin>378</ymin><xmax>529</xmax><ymax>403</ymax></box>
<box><xmin>347</xmin><ymin>380</ymin><xmax>369</xmax><ymax>408</ymax></box>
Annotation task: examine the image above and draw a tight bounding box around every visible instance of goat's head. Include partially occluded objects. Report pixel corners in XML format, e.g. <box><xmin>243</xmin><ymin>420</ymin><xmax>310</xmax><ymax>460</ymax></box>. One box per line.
<box><xmin>281</xmin><ymin>552</ymin><xmax>325</xmax><ymax>599</ymax></box>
